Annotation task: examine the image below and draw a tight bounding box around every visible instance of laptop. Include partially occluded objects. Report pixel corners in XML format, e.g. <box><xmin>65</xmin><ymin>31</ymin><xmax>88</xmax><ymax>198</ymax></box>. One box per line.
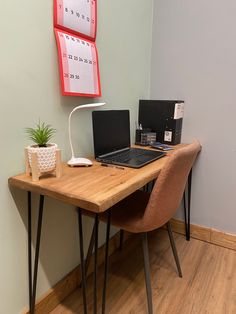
<box><xmin>92</xmin><ymin>110</ymin><xmax>166</xmax><ymax>168</ymax></box>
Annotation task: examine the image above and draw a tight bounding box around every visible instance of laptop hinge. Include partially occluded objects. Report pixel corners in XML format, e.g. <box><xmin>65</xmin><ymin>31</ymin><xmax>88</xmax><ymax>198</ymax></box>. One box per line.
<box><xmin>98</xmin><ymin>147</ymin><xmax>130</xmax><ymax>158</ymax></box>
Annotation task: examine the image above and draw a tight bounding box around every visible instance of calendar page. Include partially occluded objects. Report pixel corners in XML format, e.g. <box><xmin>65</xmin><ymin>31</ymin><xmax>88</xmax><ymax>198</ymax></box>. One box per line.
<box><xmin>55</xmin><ymin>28</ymin><xmax>101</xmax><ymax>97</ymax></box>
<box><xmin>54</xmin><ymin>0</ymin><xmax>97</xmax><ymax>41</ymax></box>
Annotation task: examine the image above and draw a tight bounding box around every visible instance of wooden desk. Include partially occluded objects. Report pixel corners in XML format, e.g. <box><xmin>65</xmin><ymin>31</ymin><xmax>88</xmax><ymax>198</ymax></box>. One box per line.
<box><xmin>9</xmin><ymin>157</ymin><xmax>167</xmax><ymax>213</ymax></box>
<box><xmin>9</xmin><ymin>144</ymin><xmax>191</xmax><ymax>314</ymax></box>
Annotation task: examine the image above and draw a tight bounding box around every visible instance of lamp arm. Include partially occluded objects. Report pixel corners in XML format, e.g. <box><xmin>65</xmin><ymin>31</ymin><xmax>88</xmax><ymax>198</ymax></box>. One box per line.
<box><xmin>68</xmin><ymin>110</ymin><xmax>75</xmax><ymax>159</ymax></box>
<box><xmin>68</xmin><ymin>102</ymin><xmax>105</xmax><ymax>163</ymax></box>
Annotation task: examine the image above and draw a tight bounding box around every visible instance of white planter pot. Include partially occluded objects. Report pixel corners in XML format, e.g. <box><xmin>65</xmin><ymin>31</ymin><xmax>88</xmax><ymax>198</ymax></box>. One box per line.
<box><xmin>27</xmin><ymin>143</ymin><xmax>57</xmax><ymax>173</ymax></box>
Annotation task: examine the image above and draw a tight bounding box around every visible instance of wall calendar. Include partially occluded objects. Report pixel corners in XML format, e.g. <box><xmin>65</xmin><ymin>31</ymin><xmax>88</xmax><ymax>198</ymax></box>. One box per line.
<box><xmin>54</xmin><ymin>0</ymin><xmax>97</xmax><ymax>41</ymax></box>
<box><xmin>54</xmin><ymin>0</ymin><xmax>101</xmax><ymax>97</ymax></box>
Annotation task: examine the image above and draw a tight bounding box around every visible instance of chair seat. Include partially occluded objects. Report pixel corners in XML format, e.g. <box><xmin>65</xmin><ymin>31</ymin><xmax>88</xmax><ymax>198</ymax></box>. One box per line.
<box><xmin>100</xmin><ymin>190</ymin><xmax>150</xmax><ymax>233</ymax></box>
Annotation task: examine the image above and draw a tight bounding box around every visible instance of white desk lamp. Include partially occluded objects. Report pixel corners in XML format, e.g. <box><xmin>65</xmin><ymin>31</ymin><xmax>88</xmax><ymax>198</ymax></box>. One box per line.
<box><xmin>67</xmin><ymin>102</ymin><xmax>105</xmax><ymax>167</ymax></box>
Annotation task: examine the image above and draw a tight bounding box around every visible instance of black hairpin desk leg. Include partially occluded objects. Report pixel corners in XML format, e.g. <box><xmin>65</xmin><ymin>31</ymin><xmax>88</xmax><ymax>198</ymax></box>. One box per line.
<box><xmin>184</xmin><ymin>169</ymin><xmax>192</xmax><ymax>241</ymax></box>
<box><xmin>85</xmin><ymin>222</ymin><xmax>96</xmax><ymax>275</ymax></box>
<box><xmin>77</xmin><ymin>212</ymin><xmax>99</xmax><ymax>313</ymax></box>
<box><xmin>102</xmin><ymin>210</ymin><xmax>111</xmax><ymax>314</ymax></box>
<box><xmin>28</xmin><ymin>192</ymin><xmax>44</xmax><ymax>314</ymax></box>
<box><xmin>77</xmin><ymin>208</ymin><xmax>88</xmax><ymax>314</ymax></box>
<box><xmin>93</xmin><ymin>214</ymin><xmax>99</xmax><ymax>314</ymax></box>
<box><xmin>78</xmin><ymin>220</ymin><xmax>96</xmax><ymax>289</ymax></box>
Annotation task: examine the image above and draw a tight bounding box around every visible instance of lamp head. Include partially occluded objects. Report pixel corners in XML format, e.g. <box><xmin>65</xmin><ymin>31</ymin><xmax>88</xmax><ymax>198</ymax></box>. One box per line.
<box><xmin>70</xmin><ymin>102</ymin><xmax>106</xmax><ymax>114</ymax></box>
<box><xmin>67</xmin><ymin>102</ymin><xmax>105</xmax><ymax>167</ymax></box>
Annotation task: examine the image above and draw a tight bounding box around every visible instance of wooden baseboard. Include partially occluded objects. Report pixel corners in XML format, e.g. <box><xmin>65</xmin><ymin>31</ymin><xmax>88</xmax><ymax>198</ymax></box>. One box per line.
<box><xmin>170</xmin><ymin>218</ymin><xmax>236</xmax><ymax>251</ymax></box>
<box><xmin>22</xmin><ymin>231</ymin><xmax>132</xmax><ymax>314</ymax></box>
<box><xmin>22</xmin><ymin>220</ymin><xmax>236</xmax><ymax>314</ymax></box>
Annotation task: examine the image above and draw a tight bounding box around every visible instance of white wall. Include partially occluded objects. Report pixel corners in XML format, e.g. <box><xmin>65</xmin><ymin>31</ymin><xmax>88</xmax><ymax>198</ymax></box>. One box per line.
<box><xmin>0</xmin><ymin>0</ymin><xmax>153</xmax><ymax>312</ymax></box>
<box><xmin>151</xmin><ymin>0</ymin><xmax>236</xmax><ymax>233</ymax></box>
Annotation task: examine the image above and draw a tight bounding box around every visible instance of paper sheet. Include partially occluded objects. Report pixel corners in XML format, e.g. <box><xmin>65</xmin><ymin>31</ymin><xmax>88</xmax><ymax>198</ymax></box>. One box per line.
<box><xmin>54</xmin><ymin>0</ymin><xmax>97</xmax><ymax>40</ymax></box>
<box><xmin>55</xmin><ymin>29</ymin><xmax>101</xmax><ymax>97</ymax></box>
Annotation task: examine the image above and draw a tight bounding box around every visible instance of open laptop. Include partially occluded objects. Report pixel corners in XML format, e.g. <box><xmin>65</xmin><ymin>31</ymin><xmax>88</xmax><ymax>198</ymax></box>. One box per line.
<box><xmin>92</xmin><ymin>110</ymin><xmax>166</xmax><ymax>168</ymax></box>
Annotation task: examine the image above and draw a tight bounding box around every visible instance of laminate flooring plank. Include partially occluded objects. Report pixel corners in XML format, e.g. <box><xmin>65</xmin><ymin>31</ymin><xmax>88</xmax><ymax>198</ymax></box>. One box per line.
<box><xmin>51</xmin><ymin>230</ymin><xmax>236</xmax><ymax>314</ymax></box>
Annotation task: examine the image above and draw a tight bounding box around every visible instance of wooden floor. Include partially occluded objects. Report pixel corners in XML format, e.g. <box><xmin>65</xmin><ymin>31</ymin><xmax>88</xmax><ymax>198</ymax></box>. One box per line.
<box><xmin>51</xmin><ymin>230</ymin><xmax>236</xmax><ymax>314</ymax></box>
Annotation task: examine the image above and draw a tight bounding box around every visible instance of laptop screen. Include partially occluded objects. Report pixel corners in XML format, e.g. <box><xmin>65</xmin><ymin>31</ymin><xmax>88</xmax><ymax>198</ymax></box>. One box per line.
<box><xmin>92</xmin><ymin>110</ymin><xmax>130</xmax><ymax>157</ymax></box>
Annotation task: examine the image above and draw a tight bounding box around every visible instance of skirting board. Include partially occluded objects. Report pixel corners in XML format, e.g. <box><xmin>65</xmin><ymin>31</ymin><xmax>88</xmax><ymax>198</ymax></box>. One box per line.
<box><xmin>170</xmin><ymin>218</ymin><xmax>236</xmax><ymax>251</ymax></box>
<box><xmin>22</xmin><ymin>230</ymin><xmax>132</xmax><ymax>314</ymax></box>
<box><xmin>22</xmin><ymin>219</ymin><xmax>236</xmax><ymax>314</ymax></box>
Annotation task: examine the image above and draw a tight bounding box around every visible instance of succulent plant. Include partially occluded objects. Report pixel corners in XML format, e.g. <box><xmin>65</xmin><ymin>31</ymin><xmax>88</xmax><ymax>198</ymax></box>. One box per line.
<box><xmin>25</xmin><ymin>121</ymin><xmax>56</xmax><ymax>147</ymax></box>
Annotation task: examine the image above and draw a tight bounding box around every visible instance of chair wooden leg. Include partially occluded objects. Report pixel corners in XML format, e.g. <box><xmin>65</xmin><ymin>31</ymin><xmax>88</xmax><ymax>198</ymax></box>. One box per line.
<box><xmin>141</xmin><ymin>232</ymin><xmax>153</xmax><ymax>314</ymax></box>
<box><xmin>166</xmin><ymin>222</ymin><xmax>183</xmax><ymax>278</ymax></box>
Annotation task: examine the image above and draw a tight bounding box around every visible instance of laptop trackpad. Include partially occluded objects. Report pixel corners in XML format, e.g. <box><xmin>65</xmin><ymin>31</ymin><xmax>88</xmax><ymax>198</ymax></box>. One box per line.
<box><xmin>126</xmin><ymin>156</ymin><xmax>151</xmax><ymax>166</ymax></box>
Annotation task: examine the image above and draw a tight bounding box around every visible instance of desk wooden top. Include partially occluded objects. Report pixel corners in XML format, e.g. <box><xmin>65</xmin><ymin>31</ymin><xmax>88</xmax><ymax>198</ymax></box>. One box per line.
<box><xmin>8</xmin><ymin>145</ymin><xmax>186</xmax><ymax>213</ymax></box>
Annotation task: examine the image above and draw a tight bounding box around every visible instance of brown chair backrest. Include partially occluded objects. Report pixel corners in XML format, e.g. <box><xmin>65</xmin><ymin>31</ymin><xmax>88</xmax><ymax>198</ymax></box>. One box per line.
<box><xmin>142</xmin><ymin>141</ymin><xmax>201</xmax><ymax>231</ymax></box>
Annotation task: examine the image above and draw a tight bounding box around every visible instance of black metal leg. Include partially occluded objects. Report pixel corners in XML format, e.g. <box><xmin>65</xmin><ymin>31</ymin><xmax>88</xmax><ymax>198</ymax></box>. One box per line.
<box><xmin>187</xmin><ymin>169</ymin><xmax>192</xmax><ymax>240</ymax></box>
<box><xmin>143</xmin><ymin>180</ymin><xmax>155</xmax><ymax>194</ymax></box>
<box><xmin>141</xmin><ymin>233</ymin><xmax>153</xmax><ymax>314</ymax></box>
<box><xmin>78</xmin><ymin>219</ymin><xmax>96</xmax><ymax>289</ymax></box>
<box><xmin>119</xmin><ymin>229</ymin><xmax>124</xmax><ymax>250</ymax></box>
<box><xmin>78</xmin><ymin>208</ymin><xmax>88</xmax><ymax>314</ymax></box>
<box><xmin>27</xmin><ymin>192</ymin><xmax>32</xmax><ymax>313</ymax></box>
<box><xmin>184</xmin><ymin>169</ymin><xmax>192</xmax><ymax>241</ymax></box>
<box><xmin>94</xmin><ymin>214</ymin><xmax>99</xmax><ymax>314</ymax></box>
<box><xmin>166</xmin><ymin>222</ymin><xmax>182</xmax><ymax>278</ymax></box>
<box><xmin>151</xmin><ymin>179</ymin><xmax>156</xmax><ymax>191</ymax></box>
<box><xmin>183</xmin><ymin>191</ymin><xmax>188</xmax><ymax>239</ymax></box>
<box><xmin>28</xmin><ymin>193</ymin><xmax>44</xmax><ymax>314</ymax></box>
<box><xmin>84</xmin><ymin>222</ymin><xmax>96</xmax><ymax>279</ymax></box>
<box><xmin>147</xmin><ymin>180</ymin><xmax>156</xmax><ymax>193</ymax></box>
<box><xmin>102</xmin><ymin>210</ymin><xmax>111</xmax><ymax>314</ymax></box>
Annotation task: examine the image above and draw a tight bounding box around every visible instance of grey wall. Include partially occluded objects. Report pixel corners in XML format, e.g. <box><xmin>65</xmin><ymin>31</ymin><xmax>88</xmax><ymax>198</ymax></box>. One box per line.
<box><xmin>0</xmin><ymin>0</ymin><xmax>153</xmax><ymax>312</ymax></box>
<box><xmin>151</xmin><ymin>0</ymin><xmax>236</xmax><ymax>233</ymax></box>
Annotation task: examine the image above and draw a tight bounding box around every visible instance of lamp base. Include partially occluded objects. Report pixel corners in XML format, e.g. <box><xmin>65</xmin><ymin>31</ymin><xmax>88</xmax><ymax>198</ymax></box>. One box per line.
<box><xmin>67</xmin><ymin>157</ymin><xmax>93</xmax><ymax>167</ymax></box>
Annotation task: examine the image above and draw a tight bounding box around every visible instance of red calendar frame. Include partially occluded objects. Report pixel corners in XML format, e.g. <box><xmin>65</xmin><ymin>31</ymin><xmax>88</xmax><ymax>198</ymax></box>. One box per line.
<box><xmin>55</xmin><ymin>28</ymin><xmax>101</xmax><ymax>97</ymax></box>
<box><xmin>54</xmin><ymin>0</ymin><xmax>97</xmax><ymax>41</ymax></box>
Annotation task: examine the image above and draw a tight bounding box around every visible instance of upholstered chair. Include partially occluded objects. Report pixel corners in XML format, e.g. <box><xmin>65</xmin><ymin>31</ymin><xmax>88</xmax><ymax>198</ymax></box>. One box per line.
<box><xmin>100</xmin><ymin>141</ymin><xmax>201</xmax><ymax>314</ymax></box>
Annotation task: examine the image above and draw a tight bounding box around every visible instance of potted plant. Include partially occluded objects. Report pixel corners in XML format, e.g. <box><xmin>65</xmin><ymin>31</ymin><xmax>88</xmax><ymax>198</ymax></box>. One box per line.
<box><xmin>25</xmin><ymin>121</ymin><xmax>57</xmax><ymax>173</ymax></box>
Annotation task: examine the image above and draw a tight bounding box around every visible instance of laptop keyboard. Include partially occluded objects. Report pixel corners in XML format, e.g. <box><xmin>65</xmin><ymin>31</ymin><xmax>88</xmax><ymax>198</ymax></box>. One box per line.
<box><xmin>102</xmin><ymin>148</ymin><xmax>158</xmax><ymax>163</ymax></box>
